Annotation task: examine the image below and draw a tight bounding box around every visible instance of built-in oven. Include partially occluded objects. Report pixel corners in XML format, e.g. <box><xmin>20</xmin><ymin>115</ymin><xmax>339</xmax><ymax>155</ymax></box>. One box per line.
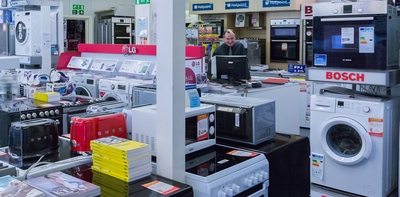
<box><xmin>112</xmin><ymin>17</ymin><xmax>134</xmax><ymax>44</ymax></box>
<box><xmin>303</xmin><ymin>19</ymin><xmax>313</xmax><ymax>66</ymax></box>
<box><xmin>270</xmin><ymin>19</ymin><xmax>300</xmax><ymax>62</ymax></box>
<box><xmin>200</xmin><ymin>14</ymin><xmax>225</xmax><ymax>38</ymax></box>
<box><xmin>312</xmin><ymin>1</ymin><xmax>399</xmax><ymax>70</ymax></box>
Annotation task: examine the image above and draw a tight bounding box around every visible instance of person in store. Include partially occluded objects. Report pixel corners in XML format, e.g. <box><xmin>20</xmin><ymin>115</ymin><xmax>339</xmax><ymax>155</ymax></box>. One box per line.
<box><xmin>212</xmin><ymin>29</ymin><xmax>246</xmax><ymax>56</ymax></box>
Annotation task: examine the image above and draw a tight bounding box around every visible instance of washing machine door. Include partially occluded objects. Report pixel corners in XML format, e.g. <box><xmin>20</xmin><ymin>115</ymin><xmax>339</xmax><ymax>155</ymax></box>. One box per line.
<box><xmin>321</xmin><ymin>117</ymin><xmax>372</xmax><ymax>165</ymax></box>
<box><xmin>101</xmin><ymin>92</ymin><xmax>122</xmax><ymax>102</ymax></box>
<box><xmin>16</xmin><ymin>21</ymin><xmax>28</xmax><ymax>45</ymax></box>
<box><xmin>75</xmin><ymin>86</ymin><xmax>92</xmax><ymax>97</ymax></box>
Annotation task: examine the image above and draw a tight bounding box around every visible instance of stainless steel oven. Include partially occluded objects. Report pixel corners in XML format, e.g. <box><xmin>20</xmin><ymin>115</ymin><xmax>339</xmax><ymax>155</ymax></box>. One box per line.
<box><xmin>111</xmin><ymin>17</ymin><xmax>134</xmax><ymax>44</ymax></box>
<box><xmin>270</xmin><ymin>19</ymin><xmax>300</xmax><ymax>62</ymax></box>
<box><xmin>312</xmin><ymin>1</ymin><xmax>399</xmax><ymax>70</ymax></box>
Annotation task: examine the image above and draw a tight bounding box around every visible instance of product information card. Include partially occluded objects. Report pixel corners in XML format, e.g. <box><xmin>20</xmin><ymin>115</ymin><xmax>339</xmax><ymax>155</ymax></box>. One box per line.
<box><xmin>90</xmin><ymin>58</ymin><xmax>118</xmax><ymax>72</ymax></box>
<box><xmin>119</xmin><ymin>59</ymin><xmax>152</xmax><ymax>74</ymax></box>
<box><xmin>67</xmin><ymin>57</ymin><xmax>93</xmax><ymax>69</ymax></box>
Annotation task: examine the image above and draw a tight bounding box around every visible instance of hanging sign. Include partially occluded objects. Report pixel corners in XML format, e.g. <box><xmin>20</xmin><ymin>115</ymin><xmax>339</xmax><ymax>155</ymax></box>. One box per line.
<box><xmin>225</xmin><ymin>1</ymin><xmax>249</xmax><ymax>9</ymax></box>
<box><xmin>192</xmin><ymin>3</ymin><xmax>213</xmax><ymax>11</ymax></box>
<box><xmin>136</xmin><ymin>0</ymin><xmax>150</xmax><ymax>5</ymax></box>
<box><xmin>263</xmin><ymin>0</ymin><xmax>290</xmax><ymax>8</ymax></box>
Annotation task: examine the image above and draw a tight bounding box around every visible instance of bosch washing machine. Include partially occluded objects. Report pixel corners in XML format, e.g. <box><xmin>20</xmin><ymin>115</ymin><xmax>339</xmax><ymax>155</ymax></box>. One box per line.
<box><xmin>15</xmin><ymin>11</ymin><xmax>42</xmax><ymax>56</ymax></box>
<box><xmin>310</xmin><ymin>90</ymin><xmax>400</xmax><ymax>197</ymax></box>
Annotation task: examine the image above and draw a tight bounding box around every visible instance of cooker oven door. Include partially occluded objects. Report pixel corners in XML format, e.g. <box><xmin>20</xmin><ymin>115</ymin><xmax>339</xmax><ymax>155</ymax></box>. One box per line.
<box><xmin>313</xmin><ymin>15</ymin><xmax>387</xmax><ymax>69</ymax></box>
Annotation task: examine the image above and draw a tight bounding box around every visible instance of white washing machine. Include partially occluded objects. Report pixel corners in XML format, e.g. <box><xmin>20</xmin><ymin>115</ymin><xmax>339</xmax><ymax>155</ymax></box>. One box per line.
<box><xmin>15</xmin><ymin>11</ymin><xmax>42</xmax><ymax>56</ymax></box>
<box><xmin>310</xmin><ymin>92</ymin><xmax>400</xmax><ymax>197</ymax></box>
<box><xmin>98</xmin><ymin>77</ymin><xmax>149</xmax><ymax>105</ymax></box>
<box><xmin>70</xmin><ymin>73</ymin><xmax>106</xmax><ymax>98</ymax></box>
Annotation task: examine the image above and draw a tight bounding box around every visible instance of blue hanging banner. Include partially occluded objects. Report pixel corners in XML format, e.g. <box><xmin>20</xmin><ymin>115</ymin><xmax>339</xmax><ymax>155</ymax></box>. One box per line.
<box><xmin>263</xmin><ymin>0</ymin><xmax>290</xmax><ymax>8</ymax></box>
<box><xmin>225</xmin><ymin>1</ymin><xmax>249</xmax><ymax>10</ymax></box>
<box><xmin>192</xmin><ymin>3</ymin><xmax>214</xmax><ymax>11</ymax></box>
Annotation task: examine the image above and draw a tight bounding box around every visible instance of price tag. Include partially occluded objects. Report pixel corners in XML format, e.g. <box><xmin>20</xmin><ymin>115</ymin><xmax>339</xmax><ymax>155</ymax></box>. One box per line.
<box><xmin>119</xmin><ymin>60</ymin><xmax>151</xmax><ymax>74</ymax></box>
<box><xmin>67</xmin><ymin>57</ymin><xmax>93</xmax><ymax>69</ymax></box>
<box><xmin>90</xmin><ymin>58</ymin><xmax>118</xmax><ymax>72</ymax></box>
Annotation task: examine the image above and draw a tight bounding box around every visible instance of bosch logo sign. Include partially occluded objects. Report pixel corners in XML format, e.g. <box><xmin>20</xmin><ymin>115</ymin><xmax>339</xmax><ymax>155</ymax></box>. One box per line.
<box><xmin>326</xmin><ymin>72</ymin><xmax>365</xmax><ymax>82</ymax></box>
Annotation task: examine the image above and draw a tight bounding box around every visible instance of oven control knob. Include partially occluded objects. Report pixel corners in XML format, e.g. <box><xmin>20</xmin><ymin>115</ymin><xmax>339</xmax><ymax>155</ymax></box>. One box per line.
<box><xmin>31</xmin><ymin>113</ymin><xmax>37</xmax><ymax>119</ymax></box>
<box><xmin>75</xmin><ymin>101</ymin><xmax>82</xmax><ymax>105</ymax></box>
<box><xmin>333</xmin><ymin>9</ymin><xmax>338</xmax><ymax>14</ymax></box>
<box><xmin>20</xmin><ymin>114</ymin><xmax>26</xmax><ymax>120</ymax></box>
<box><xmin>209</xmin><ymin>114</ymin><xmax>215</xmax><ymax>122</ymax></box>
<box><xmin>217</xmin><ymin>190</ymin><xmax>227</xmax><ymax>197</ymax></box>
<box><xmin>45</xmin><ymin>111</ymin><xmax>50</xmax><ymax>117</ymax></box>
<box><xmin>26</xmin><ymin>113</ymin><xmax>32</xmax><ymax>119</ymax></box>
<box><xmin>39</xmin><ymin>111</ymin><xmax>45</xmax><ymax>117</ymax></box>
<box><xmin>224</xmin><ymin>188</ymin><xmax>234</xmax><ymax>196</ymax></box>
<box><xmin>111</xmin><ymin>84</ymin><xmax>115</xmax><ymax>90</ymax></box>
<box><xmin>256</xmin><ymin>173</ymin><xmax>264</xmax><ymax>182</ymax></box>
<box><xmin>357</xmin><ymin>8</ymin><xmax>363</xmax><ymax>13</ymax></box>
<box><xmin>55</xmin><ymin>109</ymin><xmax>60</xmax><ymax>115</ymax></box>
<box><xmin>363</xmin><ymin>106</ymin><xmax>370</xmax><ymax>113</ymax></box>
<box><xmin>209</xmin><ymin>126</ymin><xmax>215</xmax><ymax>135</ymax></box>
<box><xmin>50</xmin><ymin>110</ymin><xmax>55</xmax><ymax>116</ymax></box>
<box><xmin>231</xmin><ymin>184</ymin><xmax>240</xmax><ymax>193</ymax></box>
<box><xmin>251</xmin><ymin>176</ymin><xmax>259</xmax><ymax>184</ymax></box>
<box><xmin>260</xmin><ymin>171</ymin><xmax>269</xmax><ymax>179</ymax></box>
<box><xmin>244</xmin><ymin>178</ymin><xmax>253</xmax><ymax>187</ymax></box>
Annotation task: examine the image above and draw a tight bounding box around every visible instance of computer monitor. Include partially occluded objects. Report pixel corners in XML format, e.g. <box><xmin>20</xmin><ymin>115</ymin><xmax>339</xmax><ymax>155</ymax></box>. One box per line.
<box><xmin>211</xmin><ymin>55</ymin><xmax>250</xmax><ymax>85</ymax></box>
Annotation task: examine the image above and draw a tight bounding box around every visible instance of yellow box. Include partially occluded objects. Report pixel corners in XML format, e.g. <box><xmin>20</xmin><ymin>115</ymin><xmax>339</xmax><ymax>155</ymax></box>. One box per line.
<box><xmin>33</xmin><ymin>91</ymin><xmax>61</xmax><ymax>102</ymax></box>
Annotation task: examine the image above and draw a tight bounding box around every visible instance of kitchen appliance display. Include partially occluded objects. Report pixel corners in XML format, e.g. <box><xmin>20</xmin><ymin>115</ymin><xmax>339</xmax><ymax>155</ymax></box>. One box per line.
<box><xmin>312</xmin><ymin>1</ymin><xmax>399</xmax><ymax>70</ymax></box>
<box><xmin>270</xmin><ymin>19</ymin><xmax>301</xmax><ymax>62</ymax></box>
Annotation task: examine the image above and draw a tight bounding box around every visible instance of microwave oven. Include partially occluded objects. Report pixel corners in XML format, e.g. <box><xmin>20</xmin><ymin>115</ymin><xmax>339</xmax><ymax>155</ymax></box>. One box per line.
<box><xmin>200</xmin><ymin>95</ymin><xmax>275</xmax><ymax>145</ymax></box>
<box><xmin>130</xmin><ymin>104</ymin><xmax>216</xmax><ymax>156</ymax></box>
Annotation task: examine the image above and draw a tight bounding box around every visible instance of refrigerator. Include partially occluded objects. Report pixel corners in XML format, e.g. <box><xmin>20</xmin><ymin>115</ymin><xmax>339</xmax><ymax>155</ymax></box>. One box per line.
<box><xmin>0</xmin><ymin>10</ymin><xmax>15</xmax><ymax>56</ymax></box>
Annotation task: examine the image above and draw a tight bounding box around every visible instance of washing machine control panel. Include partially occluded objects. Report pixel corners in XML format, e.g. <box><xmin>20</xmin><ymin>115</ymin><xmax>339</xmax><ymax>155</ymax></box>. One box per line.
<box><xmin>336</xmin><ymin>99</ymin><xmax>383</xmax><ymax>116</ymax></box>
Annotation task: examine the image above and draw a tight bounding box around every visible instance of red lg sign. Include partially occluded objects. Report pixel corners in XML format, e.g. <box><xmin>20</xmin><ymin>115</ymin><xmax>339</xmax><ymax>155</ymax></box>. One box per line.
<box><xmin>304</xmin><ymin>5</ymin><xmax>313</xmax><ymax>16</ymax></box>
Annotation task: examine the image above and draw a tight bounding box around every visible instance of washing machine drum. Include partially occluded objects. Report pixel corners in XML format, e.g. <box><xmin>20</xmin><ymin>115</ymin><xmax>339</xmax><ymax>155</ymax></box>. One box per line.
<box><xmin>16</xmin><ymin>21</ymin><xmax>28</xmax><ymax>44</ymax></box>
<box><xmin>75</xmin><ymin>86</ymin><xmax>92</xmax><ymax>97</ymax></box>
<box><xmin>102</xmin><ymin>93</ymin><xmax>122</xmax><ymax>102</ymax></box>
<box><xmin>321</xmin><ymin>117</ymin><xmax>372</xmax><ymax>165</ymax></box>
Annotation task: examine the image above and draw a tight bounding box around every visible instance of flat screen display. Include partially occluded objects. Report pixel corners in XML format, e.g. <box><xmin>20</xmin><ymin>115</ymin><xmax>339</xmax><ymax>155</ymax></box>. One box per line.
<box><xmin>213</xmin><ymin>55</ymin><xmax>250</xmax><ymax>83</ymax></box>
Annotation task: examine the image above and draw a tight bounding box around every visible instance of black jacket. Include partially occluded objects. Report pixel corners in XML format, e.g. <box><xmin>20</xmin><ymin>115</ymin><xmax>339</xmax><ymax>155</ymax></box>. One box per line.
<box><xmin>212</xmin><ymin>42</ymin><xmax>246</xmax><ymax>56</ymax></box>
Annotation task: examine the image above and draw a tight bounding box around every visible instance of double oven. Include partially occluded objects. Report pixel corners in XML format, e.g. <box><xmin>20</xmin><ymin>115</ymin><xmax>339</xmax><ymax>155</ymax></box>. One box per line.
<box><xmin>312</xmin><ymin>1</ymin><xmax>399</xmax><ymax>70</ymax></box>
<box><xmin>270</xmin><ymin>19</ymin><xmax>301</xmax><ymax>62</ymax></box>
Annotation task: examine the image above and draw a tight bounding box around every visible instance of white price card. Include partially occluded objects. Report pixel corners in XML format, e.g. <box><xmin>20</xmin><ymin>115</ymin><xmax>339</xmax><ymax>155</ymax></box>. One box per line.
<box><xmin>90</xmin><ymin>58</ymin><xmax>118</xmax><ymax>72</ymax></box>
<box><xmin>67</xmin><ymin>57</ymin><xmax>93</xmax><ymax>69</ymax></box>
<box><xmin>119</xmin><ymin>59</ymin><xmax>151</xmax><ymax>74</ymax></box>
<box><xmin>151</xmin><ymin>64</ymin><xmax>157</xmax><ymax>75</ymax></box>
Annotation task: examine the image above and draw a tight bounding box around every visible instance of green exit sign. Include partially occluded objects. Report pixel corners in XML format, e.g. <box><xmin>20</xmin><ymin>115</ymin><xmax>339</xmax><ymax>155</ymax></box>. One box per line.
<box><xmin>136</xmin><ymin>0</ymin><xmax>150</xmax><ymax>5</ymax></box>
<box><xmin>72</xmin><ymin>4</ymin><xmax>84</xmax><ymax>10</ymax></box>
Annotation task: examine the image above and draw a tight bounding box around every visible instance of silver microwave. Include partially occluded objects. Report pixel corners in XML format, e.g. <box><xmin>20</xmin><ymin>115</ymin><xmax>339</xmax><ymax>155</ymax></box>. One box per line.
<box><xmin>200</xmin><ymin>95</ymin><xmax>275</xmax><ymax>145</ymax></box>
<box><xmin>130</xmin><ymin>104</ymin><xmax>216</xmax><ymax>156</ymax></box>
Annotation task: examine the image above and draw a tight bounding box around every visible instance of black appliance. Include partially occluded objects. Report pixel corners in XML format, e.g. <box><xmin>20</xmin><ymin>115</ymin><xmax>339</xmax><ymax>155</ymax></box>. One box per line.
<box><xmin>8</xmin><ymin>119</ymin><xmax>59</xmax><ymax>160</ymax></box>
<box><xmin>0</xmin><ymin>98</ymin><xmax>63</xmax><ymax>147</ymax></box>
<box><xmin>303</xmin><ymin>19</ymin><xmax>313</xmax><ymax>66</ymax></box>
<box><xmin>218</xmin><ymin>134</ymin><xmax>310</xmax><ymax>197</ymax></box>
<box><xmin>312</xmin><ymin>2</ymin><xmax>399</xmax><ymax>70</ymax></box>
<box><xmin>270</xmin><ymin>19</ymin><xmax>301</xmax><ymax>62</ymax></box>
<box><xmin>200</xmin><ymin>14</ymin><xmax>225</xmax><ymax>38</ymax></box>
